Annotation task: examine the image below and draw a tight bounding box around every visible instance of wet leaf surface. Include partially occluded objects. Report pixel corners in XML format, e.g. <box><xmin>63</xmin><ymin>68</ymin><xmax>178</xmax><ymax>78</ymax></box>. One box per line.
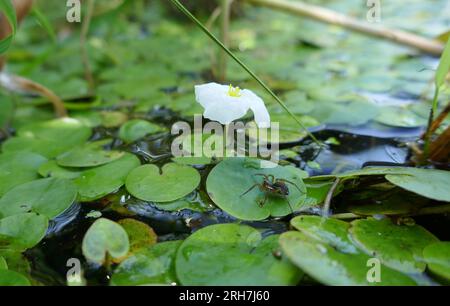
<box><xmin>176</xmin><ymin>224</ymin><xmax>302</xmax><ymax>286</ymax></box>
<box><xmin>0</xmin><ymin>177</ymin><xmax>77</xmax><ymax>219</ymax></box>
<box><xmin>126</xmin><ymin>163</ymin><xmax>200</xmax><ymax>203</ymax></box>
<box><xmin>206</xmin><ymin>158</ymin><xmax>307</xmax><ymax>220</ymax></box>
<box><xmin>350</xmin><ymin>218</ymin><xmax>439</xmax><ymax>273</ymax></box>
<box><xmin>112</xmin><ymin>240</ymin><xmax>182</xmax><ymax>286</ymax></box>
<box><xmin>82</xmin><ymin>218</ymin><xmax>130</xmax><ymax>265</ymax></box>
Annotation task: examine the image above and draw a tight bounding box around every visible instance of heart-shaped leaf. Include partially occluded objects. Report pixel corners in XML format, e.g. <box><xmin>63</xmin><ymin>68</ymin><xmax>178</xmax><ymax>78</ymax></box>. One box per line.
<box><xmin>82</xmin><ymin>218</ymin><xmax>130</xmax><ymax>265</ymax></box>
<box><xmin>126</xmin><ymin>163</ymin><xmax>200</xmax><ymax>202</ymax></box>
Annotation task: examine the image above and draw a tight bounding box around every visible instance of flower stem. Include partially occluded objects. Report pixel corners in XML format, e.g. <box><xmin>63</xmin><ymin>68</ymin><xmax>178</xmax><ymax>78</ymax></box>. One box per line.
<box><xmin>80</xmin><ymin>0</ymin><xmax>96</xmax><ymax>95</ymax></box>
<box><xmin>218</xmin><ymin>0</ymin><xmax>232</xmax><ymax>82</ymax></box>
<box><xmin>169</xmin><ymin>0</ymin><xmax>322</xmax><ymax>145</ymax></box>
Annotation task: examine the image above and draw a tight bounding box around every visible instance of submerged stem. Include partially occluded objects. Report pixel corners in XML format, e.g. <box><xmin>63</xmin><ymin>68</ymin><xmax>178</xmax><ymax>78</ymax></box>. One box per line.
<box><xmin>169</xmin><ymin>0</ymin><xmax>322</xmax><ymax>145</ymax></box>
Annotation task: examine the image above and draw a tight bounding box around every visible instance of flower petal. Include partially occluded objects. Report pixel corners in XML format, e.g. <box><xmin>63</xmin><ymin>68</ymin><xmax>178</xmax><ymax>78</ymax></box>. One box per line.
<box><xmin>195</xmin><ymin>82</ymin><xmax>251</xmax><ymax>125</ymax></box>
<box><xmin>194</xmin><ymin>83</ymin><xmax>228</xmax><ymax>108</ymax></box>
<box><xmin>242</xmin><ymin>89</ymin><xmax>271</xmax><ymax>128</ymax></box>
<box><xmin>203</xmin><ymin>101</ymin><xmax>249</xmax><ymax>125</ymax></box>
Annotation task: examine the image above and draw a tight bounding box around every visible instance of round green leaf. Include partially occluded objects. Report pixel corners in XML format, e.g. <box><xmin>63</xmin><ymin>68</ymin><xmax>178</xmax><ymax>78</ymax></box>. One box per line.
<box><xmin>75</xmin><ymin>153</ymin><xmax>140</xmax><ymax>202</ymax></box>
<box><xmin>385</xmin><ymin>168</ymin><xmax>450</xmax><ymax>202</ymax></box>
<box><xmin>176</xmin><ymin>223</ymin><xmax>302</xmax><ymax>286</ymax></box>
<box><xmin>126</xmin><ymin>163</ymin><xmax>200</xmax><ymax>203</ymax></box>
<box><xmin>291</xmin><ymin>215</ymin><xmax>359</xmax><ymax>254</ymax></box>
<box><xmin>82</xmin><ymin>218</ymin><xmax>130</xmax><ymax>265</ymax></box>
<box><xmin>0</xmin><ymin>270</ymin><xmax>31</xmax><ymax>286</ymax></box>
<box><xmin>0</xmin><ymin>213</ymin><xmax>48</xmax><ymax>251</ymax></box>
<box><xmin>0</xmin><ymin>151</ymin><xmax>47</xmax><ymax>197</ymax></box>
<box><xmin>118</xmin><ymin>119</ymin><xmax>164</xmax><ymax>143</ymax></box>
<box><xmin>206</xmin><ymin>158</ymin><xmax>306</xmax><ymax>220</ymax></box>
<box><xmin>2</xmin><ymin>118</ymin><xmax>91</xmax><ymax>158</ymax></box>
<box><xmin>57</xmin><ymin>147</ymin><xmax>125</xmax><ymax>168</ymax></box>
<box><xmin>423</xmin><ymin>242</ymin><xmax>450</xmax><ymax>282</ymax></box>
<box><xmin>280</xmin><ymin>231</ymin><xmax>416</xmax><ymax>286</ymax></box>
<box><xmin>0</xmin><ymin>178</ymin><xmax>78</xmax><ymax>219</ymax></box>
<box><xmin>350</xmin><ymin>218</ymin><xmax>439</xmax><ymax>273</ymax></box>
<box><xmin>111</xmin><ymin>240</ymin><xmax>182</xmax><ymax>286</ymax></box>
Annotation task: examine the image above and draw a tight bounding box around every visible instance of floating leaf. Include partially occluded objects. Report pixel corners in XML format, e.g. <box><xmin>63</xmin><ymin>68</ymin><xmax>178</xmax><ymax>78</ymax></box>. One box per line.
<box><xmin>346</xmin><ymin>190</ymin><xmax>429</xmax><ymax>216</ymax></box>
<box><xmin>176</xmin><ymin>224</ymin><xmax>302</xmax><ymax>286</ymax></box>
<box><xmin>0</xmin><ymin>257</ymin><xmax>6</xmax><ymax>269</ymax></box>
<box><xmin>126</xmin><ymin>163</ymin><xmax>200</xmax><ymax>203</ymax></box>
<box><xmin>280</xmin><ymin>231</ymin><xmax>415</xmax><ymax>286</ymax></box>
<box><xmin>0</xmin><ymin>151</ymin><xmax>47</xmax><ymax>197</ymax></box>
<box><xmin>385</xmin><ymin>168</ymin><xmax>450</xmax><ymax>202</ymax></box>
<box><xmin>423</xmin><ymin>242</ymin><xmax>450</xmax><ymax>282</ymax></box>
<box><xmin>0</xmin><ymin>270</ymin><xmax>31</xmax><ymax>286</ymax></box>
<box><xmin>206</xmin><ymin>158</ymin><xmax>306</xmax><ymax>220</ymax></box>
<box><xmin>290</xmin><ymin>215</ymin><xmax>359</xmax><ymax>254</ymax></box>
<box><xmin>350</xmin><ymin>218</ymin><xmax>439</xmax><ymax>273</ymax></box>
<box><xmin>0</xmin><ymin>213</ymin><xmax>48</xmax><ymax>251</ymax></box>
<box><xmin>75</xmin><ymin>153</ymin><xmax>140</xmax><ymax>202</ymax></box>
<box><xmin>111</xmin><ymin>240</ymin><xmax>182</xmax><ymax>286</ymax></box>
<box><xmin>38</xmin><ymin>160</ymin><xmax>81</xmax><ymax>179</ymax></box>
<box><xmin>0</xmin><ymin>250</ymin><xmax>31</xmax><ymax>278</ymax></box>
<box><xmin>56</xmin><ymin>146</ymin><xmax>125</xmax><ymax>168</ymax></box>
<box><xmin>0</xmin><ymin>178</ymin><xmax>77</xmax><ymax>219</ymax></box>
<box><xmin>118</xmin><ymin>219</ymin><xmax>157</xmax><ymax>254</ymax></box>
<box><xmin>82</xmin><ymin>218</ymin><xmax>130</xmax><ymax>265</ymax></box>
<box><xmin>118</xmin><ymin>119</ymin><xmax>165</xmax><ymax>143</ymax></box>
<box><xmin>2</xmin><ymin>118</ymin><xmax>91</xmax><ymax>158</ymax></box>
<box><xmin>100</xmin><ymin>111</ymin><xmax>128</xmax><ymax>128</ymax></box>
<box><xmin>375</xmin><ymin>106</ymin><xmax>427</xmax><ymax>128</ymax></box>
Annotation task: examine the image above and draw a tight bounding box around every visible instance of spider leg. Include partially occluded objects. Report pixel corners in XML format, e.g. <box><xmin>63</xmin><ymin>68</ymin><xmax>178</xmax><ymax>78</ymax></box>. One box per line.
<box><xmin>240</xmin><ymin>184</ymin><xmax>260</xmax><ymax>197</ymax></box>
<box><xmin>253</xmin><ymin>173</ymin><xmax>269</xmax><ymax>180</ymax></box>
<box><xmin>258</xmin><ymin>193</ymin><xmax>268</xmax><ymax>207</ymax></box>
<box><xmin>277</xmin><ymin>179</ymin><xmax>304</xmax><ymax>194</ymax></box>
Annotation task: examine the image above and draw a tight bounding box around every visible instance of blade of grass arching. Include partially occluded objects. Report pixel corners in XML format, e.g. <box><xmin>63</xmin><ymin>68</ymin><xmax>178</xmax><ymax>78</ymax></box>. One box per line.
<box><xmin>0</xmin><ymin>0</ymin><xmax>17</xmax><ymax>54</ymax></box>
<box><xmin>31</xmin><ymin>6</ymin><xmax>57</xmax><ymax>43</ymax></box>
<box><xmin>423</xmin><ymin>37</ymin><xmax>450</xmax><ymax>161</ymax></box>
<box><xmin>169</xmin><ymin>0</ymin><xmax>321</xmax><ymax>145</ymax></box>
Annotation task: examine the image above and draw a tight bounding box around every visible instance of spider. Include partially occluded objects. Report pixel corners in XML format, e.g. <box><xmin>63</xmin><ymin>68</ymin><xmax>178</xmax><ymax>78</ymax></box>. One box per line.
<box><xmin>240</xmin><ymin>174</ymin><xmax>303</xmax><ymax>214</ymax></box>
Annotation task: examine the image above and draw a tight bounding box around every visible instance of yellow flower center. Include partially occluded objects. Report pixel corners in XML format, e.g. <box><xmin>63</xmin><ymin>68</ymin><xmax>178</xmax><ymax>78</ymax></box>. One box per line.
<box><xmin>228</xmin><ymin>84</ymin><xmax>242</xmax><ymax>98</ymax></box>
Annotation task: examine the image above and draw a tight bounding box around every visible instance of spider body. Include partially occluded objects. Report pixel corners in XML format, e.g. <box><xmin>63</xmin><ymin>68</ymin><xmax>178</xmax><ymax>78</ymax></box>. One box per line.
<box><xmin>240</xmin><ymin>174</ymin><xmax>303</xmax><ymax>214</ymax></box>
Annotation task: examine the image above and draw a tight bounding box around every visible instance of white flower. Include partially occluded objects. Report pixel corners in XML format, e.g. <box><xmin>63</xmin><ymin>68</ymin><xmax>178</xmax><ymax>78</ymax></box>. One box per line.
<box><xmin>195</xmin><ymin>82</ymin><xmax>271</xmax><ymax>128</ymax></box>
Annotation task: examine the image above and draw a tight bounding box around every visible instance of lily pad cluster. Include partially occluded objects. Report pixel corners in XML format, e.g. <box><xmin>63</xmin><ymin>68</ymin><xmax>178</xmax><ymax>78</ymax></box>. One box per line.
<box><xmin>280</xmin><ymin>215</ymin><xmax>443</xmax><ymax>285</ymax></box>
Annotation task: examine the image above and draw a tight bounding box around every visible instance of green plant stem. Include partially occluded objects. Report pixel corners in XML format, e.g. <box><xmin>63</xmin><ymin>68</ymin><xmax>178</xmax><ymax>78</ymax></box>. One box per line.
<box><xmin>169</xmin><ymin>0</ymin><xmax>321</xmax><ymax>145</ymax></box>
<box><xmin>422</xmin><ymin>87</ymin><xmax>440</xmax><ymax>162</ymax></box>
<box><xmin>81</xmin><ymin>0</ymin><xmax>96</xmax><ymax>94</ymax></box>
<box><xmin>218</xmin><ymin>0</ymin><xmax>232</xmax><ymax>82</ymax></box>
